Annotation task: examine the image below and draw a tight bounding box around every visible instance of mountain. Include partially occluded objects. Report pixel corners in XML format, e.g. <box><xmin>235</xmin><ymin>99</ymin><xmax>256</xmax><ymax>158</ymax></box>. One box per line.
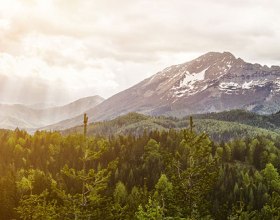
<box><xmin>62</xmin><ymin>112</ymin><xmax>279</xmax><ymax>142</ymax></box>
<box><xmin>45</xmin><ymin>51</ymin><xmax>280</xmax><ymax>130</ymax></box>
<box><xmin>27</xmin><ymin>102</ymin><xmax>57</xmax><ymax>109</ymax></box>
<box><xmin>0</xmin><ymin>95</ymin><xmax>104</xmax><ymax>130</ymax></box>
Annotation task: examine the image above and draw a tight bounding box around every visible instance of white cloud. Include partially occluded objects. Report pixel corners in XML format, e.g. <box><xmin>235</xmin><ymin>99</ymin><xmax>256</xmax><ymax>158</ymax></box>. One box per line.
<box><xmin>0</xmin><ymin>0</ymin><xmax>280</xmax><ymax>104</ymax></box>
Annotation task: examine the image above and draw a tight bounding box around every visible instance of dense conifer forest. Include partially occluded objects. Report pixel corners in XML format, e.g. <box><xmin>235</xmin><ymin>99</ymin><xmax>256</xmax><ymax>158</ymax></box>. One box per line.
<box><xmin>2</xmin><ymin>114</ymin><xmax>280</xmax><ymax>219</ymax></box>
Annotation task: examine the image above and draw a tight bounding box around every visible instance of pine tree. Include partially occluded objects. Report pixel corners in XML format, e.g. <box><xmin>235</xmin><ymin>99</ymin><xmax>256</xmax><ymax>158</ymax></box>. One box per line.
<box><xmin>172</xmin><ymin>131</ymin><xmax>219</xmax><ymax>218</ymax></box>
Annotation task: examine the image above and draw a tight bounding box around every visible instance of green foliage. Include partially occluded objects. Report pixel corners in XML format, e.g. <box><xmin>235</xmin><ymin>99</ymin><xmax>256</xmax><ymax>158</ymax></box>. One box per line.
<box><xmin>171</xmin><ymin>131</ymin><xmax>219</xmax><ymax>218</ymax></box>
<box><xmin>143</xmin><ymin>139</ymin><xmax>162</xmax><ymax>188</ymax></box>
<box><xmin>1</xmin><ymin>120</ymin><xmax>280</xmax><ymax>219</ymax></box>
<box><xmin>111</xmin><ymin>181</ymin><xmax>129</xmax><ymax>219</ymax></box>
<box><xmin>135</xmin><ymin>198</ymin><xmax>163</xmax><ymax>220</ymax></box>
<box><xmin>15</xmin><ymin>190</ymin><xmax>58</xmax><ymax>220</ymax></box>
<box><xmin>154</xmin><ymin>174</ymin><xmax>174</xmax><ymax>217</ymax></box>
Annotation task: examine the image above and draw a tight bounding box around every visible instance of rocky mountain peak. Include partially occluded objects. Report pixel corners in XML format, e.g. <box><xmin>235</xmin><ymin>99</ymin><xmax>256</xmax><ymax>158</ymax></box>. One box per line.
<box><xmin>147</xmin><ymin>52</ymin><xmax>236</xmax><ymax>84</ymax></box>
<box><xmin>144</xmin><ymin>52</ymin><xmax>241</xmax><ymax>100</ymax></box>
<box><xmin>137</xmin><ymin>51</ymin><xmax>280</xmax><ymax>114</ymax></box>
<box><xmin>196</xmin><ymin>51</ymin><xmax>236</xmax><ymax>61</ymax></box>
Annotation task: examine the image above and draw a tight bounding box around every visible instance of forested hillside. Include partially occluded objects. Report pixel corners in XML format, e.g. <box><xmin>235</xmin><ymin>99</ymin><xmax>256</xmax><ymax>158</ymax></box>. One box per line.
<box><xmin>1</xmin><ymin>125</ymin><xmax>280</xmax><ymax>219</ymax></box>
<box><xmin>64</xmin><ymin>112</ymin><xmax>279</xmax><ymax>142</ymax></box>
<box><xmin>194</xmin><ymin>110</ymin><xmax>280</xmax><ymax>131</ymax></box>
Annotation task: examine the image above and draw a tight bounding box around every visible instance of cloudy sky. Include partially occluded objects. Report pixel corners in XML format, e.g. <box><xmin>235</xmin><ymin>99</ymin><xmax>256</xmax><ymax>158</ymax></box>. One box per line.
<box><xmin>0</xmin><ymin>0</ymin><xmax>280</xmax><ymax>105</ymax></box>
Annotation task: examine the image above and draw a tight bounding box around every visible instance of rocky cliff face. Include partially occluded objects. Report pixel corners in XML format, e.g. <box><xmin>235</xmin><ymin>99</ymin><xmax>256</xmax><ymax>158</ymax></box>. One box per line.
<box><xmin>146</xmin><ymin>51</ymin><xmax>280</xmax><ymax>115</ymax></box>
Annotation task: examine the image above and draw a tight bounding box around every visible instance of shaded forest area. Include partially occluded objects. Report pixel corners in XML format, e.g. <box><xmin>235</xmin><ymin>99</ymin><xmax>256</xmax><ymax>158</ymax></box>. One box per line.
<box><xmin>64</xmin><ymin>111</ymin><xmax>279</xmax><ymax>142</ymax></box>
<box><xmin>1</xmin><ymin>121</ymin><xmax>280</xmax><ymax>219</ymax></box>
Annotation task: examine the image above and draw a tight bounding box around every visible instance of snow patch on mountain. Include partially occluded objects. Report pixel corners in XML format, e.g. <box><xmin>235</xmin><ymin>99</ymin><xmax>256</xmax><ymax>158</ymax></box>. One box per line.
<box><xmin>180</xmin><ymin>69</ymin><xmax>206</xmax><ymax>87</ymax></box>
<box><xmin>242</xmin><ymin>81</ymin><xmax>253</xmax><ymax>89</ymax></box>
<box><xmin>218</xmin><ymin>79</ymin><xmax>280</xmax><ymax>94</ymax></box>
<box><xmin>171</xmin><ymin>68</ymin><xmax>209</xmax><ymax>98</ymax></box>
<box><xmin>219</xmin><ymin>82</ymin><xmax>239</xmax><ymax>91</ymax></box>
<box><xmin>273</xmin><ymin>79</ymin><xmax>280</xmax><ymax>92</ymax></box>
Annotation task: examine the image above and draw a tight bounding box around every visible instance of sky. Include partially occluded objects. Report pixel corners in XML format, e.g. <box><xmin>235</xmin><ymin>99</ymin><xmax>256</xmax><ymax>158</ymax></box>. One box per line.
<box><xmin>0</xmin><ymin>0</ymin><xmax>280</xmax><ymax>106</ymax></box>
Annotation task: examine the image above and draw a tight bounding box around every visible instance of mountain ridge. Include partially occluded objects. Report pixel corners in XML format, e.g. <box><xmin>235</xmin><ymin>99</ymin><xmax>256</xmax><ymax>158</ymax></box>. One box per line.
<box><xmin>44</xmin><ymin>51</ymin><xmax>280</xmax><ymax>131</ymax></box>
<box><xmin>0</xmin><ymin>95</ymin><xmax>104</xmax><ymax>130</ymax></box>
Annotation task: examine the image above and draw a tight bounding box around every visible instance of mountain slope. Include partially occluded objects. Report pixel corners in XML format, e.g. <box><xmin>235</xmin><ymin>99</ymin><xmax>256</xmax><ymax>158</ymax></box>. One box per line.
<box><xmin>90</xmin><ymin>51</ymin><xmax>280</xmax><ymax>118</ymax></box>
<box><xmin>46</xmin><ymin>51</ymin><xmax>280</xmax><ymax>130</ymax></box>
<box><xmin>0</xmin><ymin>95</ymin><xmax>104</xmax><ymax>130</ymax></box>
